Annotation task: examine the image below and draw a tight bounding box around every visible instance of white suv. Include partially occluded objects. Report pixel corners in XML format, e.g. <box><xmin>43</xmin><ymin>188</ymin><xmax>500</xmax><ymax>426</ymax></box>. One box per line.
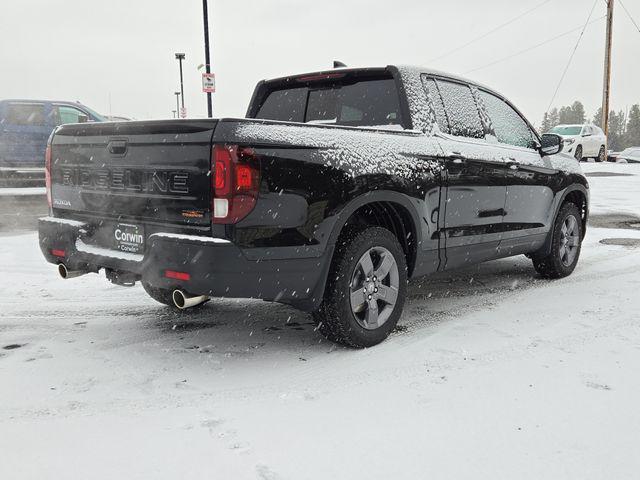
<box><xmin>548</xmin><ymin>124</ymin><xmax>607</xmax><ymax>162</ymax></box>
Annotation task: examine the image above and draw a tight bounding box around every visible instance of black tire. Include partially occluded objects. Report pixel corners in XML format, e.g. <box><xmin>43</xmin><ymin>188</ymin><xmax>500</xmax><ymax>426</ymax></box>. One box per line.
<box><xmin>532</xmin><ymin>202</ymin><xmax>583</xmax><ymax>279</ymax></box>
<box><xmin>574</xmin><ymin>145</ymin><xmax>583</xmax><ymax>161</ymax></box>
<box><xmin>142</xmin><ymin>282</ymin><xmax>177</xmax><ymax>307</ymax></box>
<box><xmin>312</xmin><ymin>226</ymin><xmax>408</xmax><ymax>348</ymax></box>
<box><xmin>596</xmin><ymin>146</ymin><xmax>606</xmax><ymax>162</ymax></box>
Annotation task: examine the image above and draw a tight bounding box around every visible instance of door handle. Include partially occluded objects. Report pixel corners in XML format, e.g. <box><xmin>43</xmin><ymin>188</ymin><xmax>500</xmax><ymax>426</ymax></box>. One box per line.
<box><xmin>478</xmin><ymin>208</ymin><xmax>507</xmax><ymax>218</ymax></box>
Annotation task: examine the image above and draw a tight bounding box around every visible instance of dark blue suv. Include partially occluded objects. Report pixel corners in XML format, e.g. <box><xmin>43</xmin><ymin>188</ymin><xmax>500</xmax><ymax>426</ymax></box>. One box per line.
<box><xmin>0</xmin><ymin>100</ymin><xmax>105</xmax><ymax>184</ymax></box>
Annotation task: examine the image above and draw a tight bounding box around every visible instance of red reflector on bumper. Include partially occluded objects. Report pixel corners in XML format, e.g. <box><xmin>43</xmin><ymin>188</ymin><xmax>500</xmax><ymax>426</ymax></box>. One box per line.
<box><xmin>51</xmin><ymin>249</ymin><xmax>65</xmax><ymax>258</ymax></box>
<box><xmin>164</xmin><ymin>270</ymin><xmax>191</xmax><ymax>281</ymax></box>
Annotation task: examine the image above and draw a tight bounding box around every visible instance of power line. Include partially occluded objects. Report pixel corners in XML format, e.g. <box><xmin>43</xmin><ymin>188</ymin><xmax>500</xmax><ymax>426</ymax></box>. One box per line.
<box><xmin>464</xmin><ymin>15</ymin><xmax>606</xmax><ymax>74</ymax></box>
<box><xmin>619</xmin><ymin>0</ymin><xmax>640</xmax><ymax>34</ymax></box>
<box><xmin>428</xmin><ymin>0</ymin><xmax>554</xmax><ymax>63</ymax></box>
<box><xmin>546</xmin><ymin>0</ymin><xmax>600</xmax><ymax>114</ymax></box>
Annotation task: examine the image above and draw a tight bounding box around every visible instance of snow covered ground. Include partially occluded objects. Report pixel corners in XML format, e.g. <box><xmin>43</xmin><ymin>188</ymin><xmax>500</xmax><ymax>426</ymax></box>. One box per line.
<box><xmin>1</xmin><ymin>162</ymin><xmax>639</xmax><ymax>480</ymax></box>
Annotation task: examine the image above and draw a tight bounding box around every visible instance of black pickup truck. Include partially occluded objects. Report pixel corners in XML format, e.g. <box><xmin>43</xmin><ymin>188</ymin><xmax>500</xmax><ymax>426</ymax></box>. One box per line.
<box><xmin>39</xmin><ymin>65</ymin><xmax>588</xmax><ymax>347</ymax></box>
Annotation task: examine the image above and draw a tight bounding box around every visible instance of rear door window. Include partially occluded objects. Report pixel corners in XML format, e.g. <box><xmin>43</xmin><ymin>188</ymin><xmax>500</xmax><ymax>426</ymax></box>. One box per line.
<box><xmin>422</xmin><ymin>77</ymin><xmax>450</xmax><ymax>134</ymax></box>
<box><xmin>255</xmin><ymin>77</ymin><xmax>403</xmax><ymax>127</ymax></box>
<box><xmin>478</xmin><ymin>90</ymin><xmax>536</xmax><ymax>149</ymax></box>
<box><xmin>4</xmin><ymin>103</ymin><xmax>46</xmax><ymax>126</ymax></box>
<box><xmin>434</xmin><ymin>79</ymin><xmax>484</xmax><ymax>139</ymax></box>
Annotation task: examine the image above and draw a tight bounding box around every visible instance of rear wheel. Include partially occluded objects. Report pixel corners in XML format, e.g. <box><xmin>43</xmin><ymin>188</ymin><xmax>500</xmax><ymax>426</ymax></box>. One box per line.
<box><xmin>313</xmin><ymin>226</ymin><xmax>408</xmax><ymax>348</ymax></box>
<box><xmin>532</xmin><ymin>202</ymin><xmax>583</xmax><ymax>279</ymax></box>
<box><xmin>596</xmin><ymin>145</ymin><xmax>606</xmax><ymax>162</ymax></box>
<box><xmin>574</xmin><ymin>145</ymin><xmax>583</xmax><ymax>161</ymax></box>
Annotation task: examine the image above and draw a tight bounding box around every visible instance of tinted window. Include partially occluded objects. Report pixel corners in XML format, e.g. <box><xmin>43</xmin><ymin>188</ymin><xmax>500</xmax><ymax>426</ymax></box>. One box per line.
<box><xmin>255</xmin><ymin>78</ymin><xmax>402</xmax><ymax>127</ymax></box>
<box><xmin>435</xmin><ymin>79</ymin><xmax>484</xmax><ymax>139</ymax></box>
<box><xmin>478</xmin><ymin>90</ymin><xmax>536</xmax><ymax>149</ymax></box>
<box><xmin>5</xmin><ymin>103</ymin><xmax>45</xmax><ymax>126</ymax></box>
<box><xmin>422</xmin><ymin>77</ymin><xmax>449</xmax><ymax>133</ymax></box>
<box><xmin>54</xmin><ymin>105</ymin><xmax>89</xmax><ymax>125</ymax></box>
<box><xmin>255</xmin><ymin>87</ymin><xmax>306</xmax><ymax>123</ymax></box>
<box><xmin>305</xmin><ymin>79</ymin><xmax>401</xmax><ymax>126</ymax></box>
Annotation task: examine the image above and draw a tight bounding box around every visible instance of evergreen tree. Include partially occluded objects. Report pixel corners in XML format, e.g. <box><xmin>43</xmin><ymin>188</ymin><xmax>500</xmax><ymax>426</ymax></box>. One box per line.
<box><xmin>571</xmin><ymin>101</ymin><xmax>586</xmax><ymax>124</ymax></box>
<box><xmin>608</xmin><ymin>110</ymin><xmax>626</xmax><ymax>151</ymax></box>
<box><xmin>624</xmin><ymin>104</ymin><xmax>640</xmax><ymax>148</ymax></box>
<box><xmin>593</xmin><ymin>106</ymin><xmax>603</xmax><ymax>127</ymax></box>
<box><xmin>558</xmin><ymin>106</ymin><xmax>573</xmax><ymax>124</ymax></box>
<box><xmin>548</xmin><ymin>108</ymin><xmax>559</xmax><ymax>129</ymax></box>
<box><xmin>541</xmin><ymin>112</ymin><xmax>551</xmax><ymax>133</ymax></box>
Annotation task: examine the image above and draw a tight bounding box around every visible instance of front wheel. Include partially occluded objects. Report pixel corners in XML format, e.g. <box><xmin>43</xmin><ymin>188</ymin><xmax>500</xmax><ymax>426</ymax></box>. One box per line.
<box><xmin>313</xmin><ymin>226</ymin><xmax>408</xmax><ymax>348</ymax></box>
<box><xmin>574</xmin><ymin>145</ymin><xmax>583</xmax><ymax>161</ymax></box>
<box><xmin>532</xmin><ymin>202</ymin><xmax>583</xmax><ymax>279</ymax></box>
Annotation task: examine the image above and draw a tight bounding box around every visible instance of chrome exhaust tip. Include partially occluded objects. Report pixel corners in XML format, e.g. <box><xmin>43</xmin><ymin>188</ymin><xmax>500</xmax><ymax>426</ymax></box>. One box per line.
<box><xmin>57</xmin><ymin>263</ymin><xmax>88</xmax><ymax>279</ymax></box>
<box><xmin>172</xmin><ymin>289</ymin><xmax>209</xmax><ymax>310</ymax></box>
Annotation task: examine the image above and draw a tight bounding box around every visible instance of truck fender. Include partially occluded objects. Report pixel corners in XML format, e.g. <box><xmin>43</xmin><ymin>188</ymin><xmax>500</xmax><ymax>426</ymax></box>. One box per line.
<box><xmin>534</xmin><ymin>184</ymin><xmax>589</xmax><ymax>258</ymax></box>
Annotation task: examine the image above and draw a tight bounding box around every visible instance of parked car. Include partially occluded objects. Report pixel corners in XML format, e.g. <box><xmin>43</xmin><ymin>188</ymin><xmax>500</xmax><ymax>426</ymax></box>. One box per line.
<box><xmin>38</xmin><ymin>65</ymin><xmax>588</xmax><ymax>347</ymax></box>
<box><xmin>548</xmin><ymin>124</ymin><xmax>607</xmax><ymax>162</ymax></box>
<box><xmin>0</xmin><ymin>99</ymin><xmax>106</xmax><ymax>185</ymax></box>
<box><xmin>609</xmin><ymin>147</ymin><xmax>640</xmax><ymax>163</ymax></box>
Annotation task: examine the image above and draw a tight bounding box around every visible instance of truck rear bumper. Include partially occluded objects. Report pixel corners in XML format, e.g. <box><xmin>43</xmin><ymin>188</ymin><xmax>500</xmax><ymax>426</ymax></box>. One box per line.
<box><xmin>38</xmin><ymin>216</ymin><xmax>332</xmax><ymax>311</ymax></box>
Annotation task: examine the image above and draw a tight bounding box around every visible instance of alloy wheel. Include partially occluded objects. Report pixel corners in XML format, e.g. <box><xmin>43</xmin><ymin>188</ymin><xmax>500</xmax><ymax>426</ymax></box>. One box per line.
<box><xmin>349</xmin><ymin>246</ymin><xmax>399</xmax><ymax>330</ymax></box>
<box><xmin>559</xmin><ymin>214</ymin><xmax>580</xmax><ymax>267</ymax></box>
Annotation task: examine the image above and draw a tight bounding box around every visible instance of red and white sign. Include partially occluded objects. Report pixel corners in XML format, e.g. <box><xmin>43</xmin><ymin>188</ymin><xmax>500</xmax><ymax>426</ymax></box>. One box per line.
<box><xmin>180</xmin><ymin>107</ymin><xmax>187</xmax><ymax>119</ymax></box>
<box><xmin>202</xmin><ymin>73</ymin><xmax>216</xmax><ymax>93</ymax></box>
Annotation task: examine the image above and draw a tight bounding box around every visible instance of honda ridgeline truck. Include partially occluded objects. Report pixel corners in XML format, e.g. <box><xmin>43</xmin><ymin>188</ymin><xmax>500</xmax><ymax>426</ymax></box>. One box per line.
<box><xmin>39</xmin><ymin>66</ymin><xmax>588</xmax><ymax>347</ymax></box>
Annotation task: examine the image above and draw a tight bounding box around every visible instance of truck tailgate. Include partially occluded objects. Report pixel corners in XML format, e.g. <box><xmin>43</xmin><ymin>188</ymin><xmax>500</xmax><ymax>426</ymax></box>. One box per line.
<box><xmin>50</xmin><ymin>120</ymin><xmax>216</xmax><ymax>230</ymax></box>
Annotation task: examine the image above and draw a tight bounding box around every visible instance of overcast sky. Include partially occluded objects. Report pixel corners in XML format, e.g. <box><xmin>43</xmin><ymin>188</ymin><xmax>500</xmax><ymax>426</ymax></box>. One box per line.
<box><xmin>2</xmin><ymin>0</ymin><xmax>638</xmax><ymax>126</ymax></box>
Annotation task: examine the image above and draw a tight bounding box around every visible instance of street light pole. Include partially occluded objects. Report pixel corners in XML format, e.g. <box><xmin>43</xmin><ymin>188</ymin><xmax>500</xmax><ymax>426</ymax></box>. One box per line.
<box><xmin>175</xmin><ymin>53</ymin><xmax>186</xmax><ymax>115</ymax></box>
<box><xmin>601</xmin><ymin>0</ymin><xmax>614</xmax><ymax>140</ymax></box>
<box><xmin>202</xmin><ymin>0</ymin><xmax>213</xmax><ymax>118</ymax></box>
<box><xmin>174</xmin><ymin>91</ymin><xmax>181</xmax><ymax>119</ymax></box>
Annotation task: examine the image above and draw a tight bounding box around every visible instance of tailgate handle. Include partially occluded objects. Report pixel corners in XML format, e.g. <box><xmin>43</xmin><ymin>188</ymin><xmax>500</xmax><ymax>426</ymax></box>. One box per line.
<box><xmin>108</xmin><ymin>140</ymin><xmax>128</xmax><ymax>156</ymax></box>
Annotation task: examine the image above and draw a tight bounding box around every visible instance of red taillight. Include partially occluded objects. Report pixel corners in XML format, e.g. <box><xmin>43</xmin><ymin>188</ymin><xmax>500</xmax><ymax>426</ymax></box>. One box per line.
<box><xmin>212</xmin><ymin>144</ymin><xmax>260</xmax><ymax>224</ymax></box>
<box><xmin>214</xmin><ymin>161</ymin><xmax>226</xmax><ymax>190</ymax></box>
<box><xmin>51</xmin><ymin>249</ymin><xmax>65</xmax><ymax>258</ymax></box>
<box><xmin>45</xmin><ymin>144</ymin><xmax>52</xmax><ymax>211</ymax></box>
<box><xmin>164</xmin><ymin>270</ymin><xmax>191</xmax><ymax>281</ymax></box>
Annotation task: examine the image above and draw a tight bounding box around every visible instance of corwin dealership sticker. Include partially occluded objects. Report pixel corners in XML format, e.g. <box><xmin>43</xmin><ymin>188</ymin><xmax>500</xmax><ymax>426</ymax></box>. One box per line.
<box><xmin>114</xmin><ymin>223</ymin><xmax>144</xmax><ymax>253</ymax></box>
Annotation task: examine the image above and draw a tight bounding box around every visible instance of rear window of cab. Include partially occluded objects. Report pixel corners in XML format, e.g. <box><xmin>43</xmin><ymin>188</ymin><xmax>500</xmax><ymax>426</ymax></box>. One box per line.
<box><xmin>253</xmin><ymin>77</ymin><xmax>404</xmax><ymax>128</ymax></box>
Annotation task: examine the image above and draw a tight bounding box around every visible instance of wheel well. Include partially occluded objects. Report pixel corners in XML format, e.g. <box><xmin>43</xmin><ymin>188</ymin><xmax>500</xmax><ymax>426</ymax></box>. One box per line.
<box><xmin>564</xmin><ymin>190</ymin><xmax>588</xmax><ymax>237</ymax></box>
<box><xmin>341</xmin><ymin>201</ymin><xmax>417</xmax><ymax>276</ymax></box>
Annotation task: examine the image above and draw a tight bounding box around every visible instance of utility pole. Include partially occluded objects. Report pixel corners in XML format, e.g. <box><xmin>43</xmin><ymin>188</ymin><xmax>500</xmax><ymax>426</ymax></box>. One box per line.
<box><xmin>601</xmin><ymin>0</ymin><xmax>614</xmax><ymax>141</ymax></box>
<box><xmin>202</xmin><ymin>0</ymin><xmax>213</xmax><ymax>118</ymax></box>
<box><xmin>174</xmin><ymin>91</ymin><xmax>181</xmax><ymax>119</ymax></box>
<box><xmin>175</xmin><ymin>53</ymin><xmax>186</xmax><ymax>116</ymax></box>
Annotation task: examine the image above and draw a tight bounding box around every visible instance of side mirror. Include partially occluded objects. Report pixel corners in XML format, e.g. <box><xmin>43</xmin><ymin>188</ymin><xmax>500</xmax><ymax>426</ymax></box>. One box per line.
<box><xmin>540</xmin><ymin>133</ymin><xmax>563</xmax><ymax>155</ymax></box>
<box><xmin>77</xmin><ymin>114</ymin><xmax>89</xmax><ymax>124</ymax></box>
